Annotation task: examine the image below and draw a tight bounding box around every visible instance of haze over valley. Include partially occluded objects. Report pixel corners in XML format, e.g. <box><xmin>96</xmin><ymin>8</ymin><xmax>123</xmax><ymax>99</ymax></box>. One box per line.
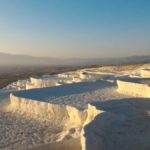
<box><xmin>0</xmin><ymin>52</ymin><xmax>150</xmax><ymax>67</ymax></box>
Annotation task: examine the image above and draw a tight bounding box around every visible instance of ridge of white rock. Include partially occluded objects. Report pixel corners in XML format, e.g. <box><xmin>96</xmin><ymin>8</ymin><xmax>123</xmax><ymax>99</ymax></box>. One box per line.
<box><xmin>117</xmin><ymin>80</ymin><xmax>150</xmax><ymax>97</ymax></box>
<box><xmin>10</xmin><ymin>93</ymin><xmax>103</xmax><ymax>150</ymax></box>
<box><xmin>6</xmin><ymin>65</ymin><xmax>133</xmax><ymax>91</ymax></box>
<box><xmin>141</xmin><ymin>69</ymin><xmax>150</xmax><ymax>78</ymax></box>
<box><xmin>5</xmin><ymin>70</ymin><xmax>95</xmax><ymax>91</ymax></box>
<box><xmin>117</xmin><ymin>66</ymin><xmax>150</xmax><ymax>97</ymax></box>
<box><xmin>26</xmin><ymin>76</ymin><xmax>62</xmax><ymax>90</ymax></box>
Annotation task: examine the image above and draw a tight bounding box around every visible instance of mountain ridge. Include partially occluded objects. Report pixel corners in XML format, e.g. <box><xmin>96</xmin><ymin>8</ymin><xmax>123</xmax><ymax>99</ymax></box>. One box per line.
<box><xmin>0</xmin><ymin>52</ymin><xmax>150</xmax><ymax>66</ymax></box>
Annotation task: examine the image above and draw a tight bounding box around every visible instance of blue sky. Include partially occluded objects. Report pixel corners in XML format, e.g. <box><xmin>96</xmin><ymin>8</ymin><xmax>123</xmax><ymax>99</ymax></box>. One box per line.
<box><xmin>0</xmin><ymin>0</ymin><xmax>150</xmax><ymax>58</ymax></box>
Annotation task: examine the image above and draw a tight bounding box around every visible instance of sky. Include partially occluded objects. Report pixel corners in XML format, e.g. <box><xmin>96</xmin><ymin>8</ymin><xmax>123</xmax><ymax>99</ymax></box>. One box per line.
<box><xmin>0</xmin><ymin>0</ymin><xmax>150</xmax><ymax>58</ymax></box>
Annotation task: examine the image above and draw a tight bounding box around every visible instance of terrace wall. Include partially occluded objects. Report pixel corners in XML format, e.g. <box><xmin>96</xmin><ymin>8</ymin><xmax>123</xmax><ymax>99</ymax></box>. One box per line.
<box><xmin>141</xmin><ymin>70</ymin><xmax>150</xmax><ymax>78</ymax></box>
<box><xmin>30</xmin><ymin>77</ymin><xmax>58</xmax><ymax>88</ymax></box>
<box><xmin>117</xmin><ymin>80</ymin><xmax>150</xmax><ymax>97</ymax></box>
<box><xmin>10</xmin><ymin>93</ymin><xmax>102</xmax><ymax>127</ymax></box>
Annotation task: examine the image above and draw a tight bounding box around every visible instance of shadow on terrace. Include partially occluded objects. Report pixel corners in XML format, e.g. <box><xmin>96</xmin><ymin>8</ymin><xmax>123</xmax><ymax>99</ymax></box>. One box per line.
<box><xmin>84</xmin><ymin>98</ymin><xmax>150</xmax><ymax>150</ymax></box>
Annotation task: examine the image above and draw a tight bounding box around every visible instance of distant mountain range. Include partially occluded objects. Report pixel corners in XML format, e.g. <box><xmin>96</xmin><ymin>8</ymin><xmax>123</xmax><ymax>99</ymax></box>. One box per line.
<box><xmin>0</xmin><ymin>52</ymin><xmax>150</xmax><ymax>66</ymax></box>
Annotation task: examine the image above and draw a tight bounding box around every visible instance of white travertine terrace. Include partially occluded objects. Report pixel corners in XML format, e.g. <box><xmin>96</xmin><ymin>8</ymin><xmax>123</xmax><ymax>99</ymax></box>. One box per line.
<box><xmin>25</xmin><ymin>71</ymin><xmax>93</xmax><ymax>90</ymax></box>
<box><xmin>5</xmin><ymin>66</ymin><xmax>126</xmax><ymax>91</ymax></box>
<box><xmin>3</xmin><ymin>64</ymin><xmax>150</xmax><ymax>150</ymax></box>
<box><xmin>26</xmin><ymin>76</ymin><xmax>61</xmax><ymax>89</ymax></box>
<box><xmin>10</xmin><ymin>93</ymin><xmax>102</xmax><ymax>126</ymax></box>
<box><xmin>10</xmin><ymin>92</ymin><xmax>103</xmax><ymax>150</ymax></box>
<box><xmin>141</xmin><ymin>69</ymin><xmax>150</xmax><ymax>78</ymax></box>
<box><xmin>117</xmin><ymin>80</ymin><xmax>150</xmax><ymax>97</ymax></box>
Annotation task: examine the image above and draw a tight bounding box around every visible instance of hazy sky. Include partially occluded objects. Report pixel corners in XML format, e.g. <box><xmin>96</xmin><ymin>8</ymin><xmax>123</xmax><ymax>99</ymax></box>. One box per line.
<box><xmin>0</xmin><ymin>0</ymin><xmax>150</xmax><ymax>58</ymax></box>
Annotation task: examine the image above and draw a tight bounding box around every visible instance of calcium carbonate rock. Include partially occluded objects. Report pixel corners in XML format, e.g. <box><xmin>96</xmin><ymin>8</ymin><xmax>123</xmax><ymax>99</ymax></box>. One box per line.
<box><xmin>141</xmin><ymin>69</ymin><xmax>150</xmax><ymax>78</ymax></box>
<box><xmin>9</xmin><ymin>93</ymin><xmax>103</xmax><ymax>150</ymax></box>
<box><xmin>117</xmin><ymin>80</ymin><xmax>150</xmax><ymax>97</ymax></box>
